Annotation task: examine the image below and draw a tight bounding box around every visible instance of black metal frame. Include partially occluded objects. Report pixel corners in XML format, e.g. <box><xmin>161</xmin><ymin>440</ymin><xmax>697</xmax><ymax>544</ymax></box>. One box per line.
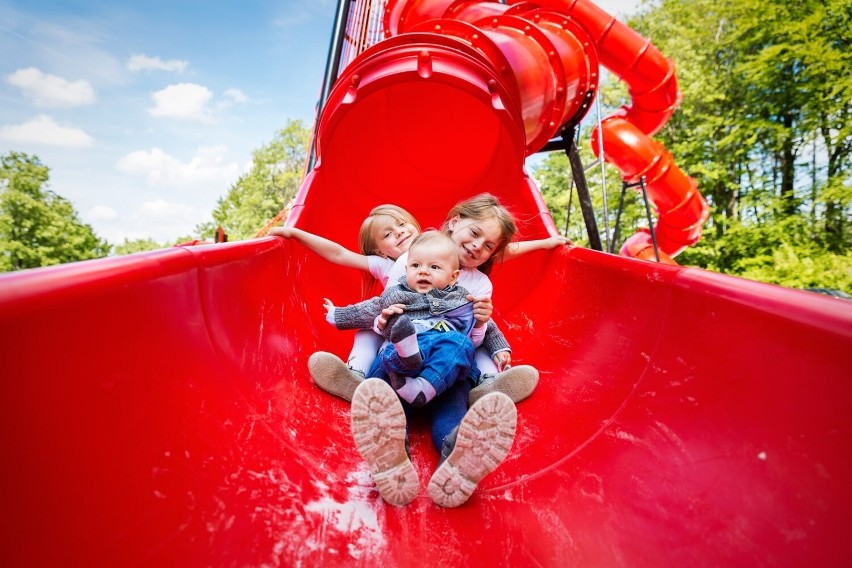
<box><xmin>561</xmin><ymin>129</ymin><xmax>603</xmax><ymax>251</ymax></box>
<box><xmin>557</xmin><ymin>128</ymin><xmax>660</xmax><ymax>261</ymax></box>
<box><xmin>307</xmin><ymin>0</ymin><xmax>353</xmax><ymax>172</ymax></box>
<box><xmin>610</xmin><ymin>177</ymin><xmax>660</xmax><ymax>261</ymax></box>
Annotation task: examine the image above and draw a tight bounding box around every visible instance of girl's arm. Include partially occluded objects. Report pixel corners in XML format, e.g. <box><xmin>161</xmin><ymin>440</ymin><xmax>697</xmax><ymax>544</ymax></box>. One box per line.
<box><xmin>270</xmin><ymin>227</ymin><xmax>370</xmax><ymax>272</ymax></box>
<box><xmin>503</xmin><ymin>235</ymin><xmax>570</xmax><ymax>261</ymax></box>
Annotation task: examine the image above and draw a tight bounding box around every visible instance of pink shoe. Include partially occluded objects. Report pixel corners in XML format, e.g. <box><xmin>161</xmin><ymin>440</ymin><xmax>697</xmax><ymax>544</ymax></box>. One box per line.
<box><xmin>350</xmin><ymin>379</ymin><xmax>419</xmax><ymax>506</ymax></box>
<box><xmin>428</xmin><ymin>392</ymin><xmax>517</xmax><ymax>508</ymax></box>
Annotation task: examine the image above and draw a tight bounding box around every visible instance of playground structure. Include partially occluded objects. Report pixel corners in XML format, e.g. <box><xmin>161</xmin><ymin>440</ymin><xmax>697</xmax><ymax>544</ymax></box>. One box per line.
<box><xmin>1</xmin><ymin>0</ymin><xmax>851</xmax><ymax>566</ymax></box>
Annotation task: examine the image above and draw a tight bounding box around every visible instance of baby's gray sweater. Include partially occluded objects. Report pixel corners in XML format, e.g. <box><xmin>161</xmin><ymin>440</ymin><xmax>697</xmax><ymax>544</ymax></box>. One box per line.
<box><xmin>333</xmin><ymin>277</ymin><xmax>510</xmax><ymax>357</ymax></box>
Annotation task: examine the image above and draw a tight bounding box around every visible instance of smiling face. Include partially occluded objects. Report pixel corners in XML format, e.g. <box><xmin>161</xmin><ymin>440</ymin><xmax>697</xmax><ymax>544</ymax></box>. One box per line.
<box><xmin>370</xmin><ymin>214</ymin><xmax>419</xmax><ymax>260</ymax></box>
<box><xmin>447</xmin><ymin>215</ymin><xmax>503</xmax><ymax>269</ymax></box>
<box><xmin>405</xmin><ymin>235</ymin><xmax>460</xmax><ymax>293</ymax></box>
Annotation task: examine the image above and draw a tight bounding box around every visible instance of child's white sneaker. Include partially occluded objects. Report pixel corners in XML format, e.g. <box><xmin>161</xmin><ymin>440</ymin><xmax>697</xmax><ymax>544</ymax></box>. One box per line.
<box><xmin>350</xmin><ymin>379</ymin><xmax>419</xmax><ymax>506</ymax></box>
<box><xmin>427</xmin><ymin>392</ymin><xmax>517</xmax><ymax>508</ymax></box>
<box><xmin>309</xmin><ymin>351</ymin><xmax>365</xmax><ymax>402</ymax></box>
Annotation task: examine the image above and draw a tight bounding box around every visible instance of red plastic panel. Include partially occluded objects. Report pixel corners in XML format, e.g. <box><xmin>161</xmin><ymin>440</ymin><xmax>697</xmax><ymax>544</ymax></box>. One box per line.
<box><xmin>1</xmin><ymin>1</ymin><xmax>850</xmax><ymax>565</ymax></box>
<box><xmin>1</xmin><ymin>225</ymin><xmax>851</xmax><ymax>565</ymax></box>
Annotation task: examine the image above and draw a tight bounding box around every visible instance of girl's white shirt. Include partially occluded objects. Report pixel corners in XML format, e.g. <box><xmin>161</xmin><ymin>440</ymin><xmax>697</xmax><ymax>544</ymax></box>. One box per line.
<box><xmin>367</xmin><ymin>255</ymin><xmax>396</xmax><ymax>287</ymax></box>
<box><xmin>385</xmin><ymin>252</ymin><xmax>493</xmax><ymax>297</ymax></box>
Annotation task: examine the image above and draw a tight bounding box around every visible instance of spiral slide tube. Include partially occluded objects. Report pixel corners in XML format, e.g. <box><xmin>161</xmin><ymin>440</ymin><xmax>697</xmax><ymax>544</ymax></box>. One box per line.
<box><xmin>369</xmin><ymin>0</ymin><xmax>708</xmax><ymax>261</ymax></box>
<box><xmin>1</xmin><ymin>0</ymin><xmax>851</xmax><ymax>566</ymax></box>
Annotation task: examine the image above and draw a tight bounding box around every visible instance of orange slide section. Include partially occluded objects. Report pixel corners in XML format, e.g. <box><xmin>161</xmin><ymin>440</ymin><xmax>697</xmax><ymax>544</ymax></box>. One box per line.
<box><xmin>1</xmin><ymin>1</ymin><xmax>851</xmax><ymax>565</ymax></box>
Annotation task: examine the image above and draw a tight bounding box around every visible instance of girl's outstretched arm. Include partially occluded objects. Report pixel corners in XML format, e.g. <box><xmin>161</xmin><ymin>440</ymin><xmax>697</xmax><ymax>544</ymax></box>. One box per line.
<box><xmin>270</xmin><ymin>227</ymin><xmax>370</xmax><ymax>272</ymax></box>
<box><xmin>503</xmin><ymin>235</ymin><xmax>570</xmax><ymax>261</ymax></box>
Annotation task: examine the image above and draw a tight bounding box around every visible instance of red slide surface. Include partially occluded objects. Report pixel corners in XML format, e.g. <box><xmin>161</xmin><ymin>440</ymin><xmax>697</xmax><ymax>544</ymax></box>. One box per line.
<box><xmin>1</xmin><ymin>1</ymin><xmax>851</xmax><ymax>565</ymax></box>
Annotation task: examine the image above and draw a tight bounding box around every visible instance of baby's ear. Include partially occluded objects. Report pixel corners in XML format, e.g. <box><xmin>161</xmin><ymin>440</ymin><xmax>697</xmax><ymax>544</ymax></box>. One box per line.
<box><xmin>450</xmin><ymin>268</ymin><xmax>460</xmax><ymax>284</ymax></box>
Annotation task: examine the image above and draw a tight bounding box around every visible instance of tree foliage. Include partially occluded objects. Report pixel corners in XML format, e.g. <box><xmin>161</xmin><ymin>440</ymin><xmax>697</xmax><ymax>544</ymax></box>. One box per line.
<box><xmin>197</xmin><ymin>119</ymin><xmax>310</xmax><ymax>241</ymax></box>
<box><xmin>0</xmin><ymin>152</ymin><xmax>109</xmax><ymax>272</ymax></box>
<box><xmin>113</xmin><ymin>238</ymin><xmax>168</xmax><ymax>255</ymax></box>
<box><xmin>532</xmin><ymin>0</ymin><xmax>851</xmax><ymax>292</ymax></box>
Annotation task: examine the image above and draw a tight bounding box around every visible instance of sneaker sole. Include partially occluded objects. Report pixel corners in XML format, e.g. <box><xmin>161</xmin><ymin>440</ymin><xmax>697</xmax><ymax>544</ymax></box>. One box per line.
<box><xmin>427</xmin><ymin>392</ymin><xmax>517</xmax><ymax>508</ymax></box>
<box><xmin>309</xmin><ymin>351</ymin><xmax>363</xmax><ymax>402</ymax></box>
<box><xmin>351</xmin><ymin>379</ymin><xmax>420</xmax><ymax>506</ymax></box>
<box><xmin>468</xmin><ymin>365</ymin><xmax>539</xmax><ymax>405</ymax></box>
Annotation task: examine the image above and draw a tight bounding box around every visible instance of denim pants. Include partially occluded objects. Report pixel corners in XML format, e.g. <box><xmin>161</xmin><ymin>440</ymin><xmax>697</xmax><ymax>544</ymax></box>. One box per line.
<box><xmin>368</xmin><ymin>330</ymin><xmax>480</xmax><ymax>452</ymax></box>
<box><xmin>372</xmin><ymin>329</ymin><xmax>477</xmax><ymax>397</ymax></box>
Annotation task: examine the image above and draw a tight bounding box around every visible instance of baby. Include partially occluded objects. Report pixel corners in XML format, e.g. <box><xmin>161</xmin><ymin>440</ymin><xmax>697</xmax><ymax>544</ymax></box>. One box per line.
<box><xmin>326</xmin><ymin>230</ymin><xmax>518</xmax><ymax>507</ymax></box>
<box><xmin>326</xmin><ymin>230</ymin><xmax>506</xmax><ymax>405</ymax></box>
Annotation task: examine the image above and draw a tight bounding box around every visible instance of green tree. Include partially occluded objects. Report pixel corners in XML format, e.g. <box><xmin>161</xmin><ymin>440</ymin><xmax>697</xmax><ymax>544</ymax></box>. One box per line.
<box><xmin>113</xmin><ymin>238</ymin><xmax>166</xmax><ymax>255</ymax></box>
<box><xmin>533</xmin><ymin>0</ymin><xmax>850</xmax><ymax>292</ymax></box>
<box><xmin>0</xmin><ymin>152</ymin><xmax>109</xmax><ymax>272</ymax></box>
<box><xmin>198</xmin><ymin>120</ymin><xmax>310</xmax><ymax>241</ymax></box>
<box><xmin>635</xmin><ymin>0</ymin><xmax>852</xmax><ymax>285</ymax></box>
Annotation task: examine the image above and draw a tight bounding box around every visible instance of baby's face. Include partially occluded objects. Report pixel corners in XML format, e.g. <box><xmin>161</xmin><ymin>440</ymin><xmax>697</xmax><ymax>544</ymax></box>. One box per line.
<box><xmin>371</xmin><ymin>215</ymin><xmax>418</xmax><ymax>260</ymax></box>
<box><xmin>405</xmin><ymin>241</ymin><xmax>460</xmax><ymax>293</ymax></box>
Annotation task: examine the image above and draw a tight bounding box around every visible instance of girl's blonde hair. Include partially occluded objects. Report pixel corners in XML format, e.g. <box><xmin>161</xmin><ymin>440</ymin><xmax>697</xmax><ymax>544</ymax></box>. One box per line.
<box><xmin>358</xmin><ymin>204</ymin><xmax>421</xmax><ymax>257</ymax></box>
<box><xmin>442</xmin><ymin>193</ymin><xmax>517</xmax><ymax>274</ymax></box>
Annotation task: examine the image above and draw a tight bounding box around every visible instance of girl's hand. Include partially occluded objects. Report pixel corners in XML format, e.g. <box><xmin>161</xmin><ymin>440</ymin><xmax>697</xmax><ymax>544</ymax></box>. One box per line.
<box><xmin>322</xmin><ymin>298</ymin><xmax>335</xmax><ymax>315</ymax></box>
<box><xmin>376</xmin><ymin>303</ymin><xmax>406</xmax><ymax>332</ymax></box>
<box><xmin>493</xmin><ymin>351</ymin><xmax>512</xmax><ymax>372</ymax></box>
<box><xmin>543</xmin><ymin>235</ymin><xmax>571</xmax><ymax>248</ymax></box>
<box><xmin>268</xmin><ymin>226</ymin><xmax>292</xmax><ymax>238</ymax></box>
<box><xmin>467</xmin><ymin>294</ymin><xmax>493</xmax><ymax>324</ymax></box>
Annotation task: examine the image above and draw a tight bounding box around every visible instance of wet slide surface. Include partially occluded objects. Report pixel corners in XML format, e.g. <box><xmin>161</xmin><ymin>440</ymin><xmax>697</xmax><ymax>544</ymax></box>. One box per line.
<box><xmin>1</xmin><ymin>189</ymin><xmax>851</xmax><ymax>566</ymax></box>
<box><xmin>2</xmin><ymin>0</ymin><xmax>852</xmax><ymax>563</ymax></box>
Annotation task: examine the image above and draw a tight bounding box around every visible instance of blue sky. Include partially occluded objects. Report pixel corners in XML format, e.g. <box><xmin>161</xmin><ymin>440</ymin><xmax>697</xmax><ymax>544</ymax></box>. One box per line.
<box><xmin>0</xmin><ymin>0</ymin><xmax>639</xmax><ymax>245</ymax></box>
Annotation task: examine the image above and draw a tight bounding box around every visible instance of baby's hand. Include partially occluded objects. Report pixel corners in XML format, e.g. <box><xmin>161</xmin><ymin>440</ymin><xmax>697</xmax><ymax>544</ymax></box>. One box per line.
<box><xmin>376</xmin><ymin>303</ymin><xmax>406</xmax><ymax>332</ymax></box>
<box><xmin>322</xmin><ymin>298</ymin><xmax>335</xmax><ymax>315</ymax></box>
<box><xmin>493</xmin><ymin>351</ymin><xmax>512</xmax><ymax>372</ymax></box>
<box><xmin>268</xmin><ymin>226</ymin><xmax>292</xmax><ymax>238</ymax></box>
<box><xmin>467</xmin><ymin>294</ymin><xmax>493</xmax><ymax>324</ymax></box>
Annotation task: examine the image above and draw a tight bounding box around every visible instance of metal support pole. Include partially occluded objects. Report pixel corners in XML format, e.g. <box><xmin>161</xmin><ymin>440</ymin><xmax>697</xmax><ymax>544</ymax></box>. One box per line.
<box><xmin>564</xmin><ymin>133</ymin><xmax>603</xmax><ymax>251</ymax></box>
<box><xmin>307</xmin><ymin>0</ymin><xmax>352</xmax><ymax>172</ymax></box>
<box><xmin>616</xmin><ymin>177</ymin><xmax>660</xmax><ymax>262</ymax></box>
<box><xmin>638</xmin><ymin>177</ymin><xmax>661</xmax><ymax>262</ymax></box>
<box><xmin>609</xmin><ymin>183</ymin><xmax>629</xmax><ymax>254</ymax></box>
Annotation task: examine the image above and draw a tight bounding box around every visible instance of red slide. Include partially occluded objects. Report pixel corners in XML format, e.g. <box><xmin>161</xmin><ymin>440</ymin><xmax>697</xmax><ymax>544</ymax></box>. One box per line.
<box><xmin>1</xmin><ymin>1</ymin><xmax>851</xmax><ymax>566</ymax></box>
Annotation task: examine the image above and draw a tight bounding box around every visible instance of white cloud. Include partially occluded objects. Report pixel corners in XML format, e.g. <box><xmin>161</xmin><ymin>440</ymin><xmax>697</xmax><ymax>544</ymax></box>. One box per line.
<box><xmin>139</xmin><ymin>199</ymin><xmax>197</xmax><ymax>220</ymax></box>
<box><xmin>216</xmin><ymin>88</ymin><xmax>250</xmax><ymax>111</ymax></box>
<box><xmin>6</xmin><ymin>67</ymin><xmax>96</xmax><ymax>107</ymax></box>
<box><xmin>127</xmin><ymin>54</ymin><xmax>188</xmax><ymax>73</ymax></box>
<box><xmin>224</xmin><ymin>88</ymin><xmax>248</xmax><ymax>103</ymax></box>
<box><xmin>89</xmin><ymin>205</ymin><xmax>117</xmax><ymax>220</ymax></box>
<box><xmin>115</xmin><ymin>145</ymin><xmax>241</xmax><ymax>187</ymax></box>
<box><xmin>0</xmin><ymin>114</ymin><xmax>93</xmax><ymax>147</ymax></box>
<box><xmin>148</xmin><ymin>83</ymin><xmax>214</xmax><ymax>122</ymax></box>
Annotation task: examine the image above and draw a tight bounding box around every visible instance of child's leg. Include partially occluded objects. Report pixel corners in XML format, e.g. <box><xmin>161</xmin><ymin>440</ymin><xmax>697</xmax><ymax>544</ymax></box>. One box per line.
<box><xmin>475</xmin><ymin>347</ymin><xmax>499</xmax><ymax>374</ymax></box>
<box><xmin>427</xmin><ymin>392</ymin><xmax>517</xmax><ymax>508</ymax></box>
<box><xmin>348</xmin><ymin>330</ymin><xmax>384</xmax><ymax>375</ymax></box>
<box><xmin>383</xmin><ymin>332</ymin><xmax>474</xmax><ymax>407</ymax></box>
<box><xmin>427</xmin><ymin>379</ymin><xmax>471</xmax><ymax>454</ymax></box>
<box><xmin>389</xmin><ymin>315</ymin><xmax>422</xmax><ymax>369</ymax></box>
<box><xmin>350</xmin><ymin>379</ymin><xmax>419</xmax><ymax>506</ymax></box>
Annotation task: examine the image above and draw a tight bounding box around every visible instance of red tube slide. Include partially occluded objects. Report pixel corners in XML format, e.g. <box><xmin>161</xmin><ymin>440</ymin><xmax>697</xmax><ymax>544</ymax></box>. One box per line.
<box><xmin>1</xmin><ymin>1</ymin><xmax>851</xmax><ymax>566</ymax></box>
<box><xmin>378</xmin><ymin>0</ymin><xmax>707</xmax><ymax>261</ymax></box>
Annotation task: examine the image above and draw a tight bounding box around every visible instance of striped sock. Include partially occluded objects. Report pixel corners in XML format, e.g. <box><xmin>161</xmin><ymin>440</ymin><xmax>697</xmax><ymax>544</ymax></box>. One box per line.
<box><xmin>390</xmin><ymin>315</ymin><xmax>422</xmax><ymax>369</ymax></box>
<box><xmin>393</xmin><ymin>376</ymin><xmax>437</xmax><ymax>407</ymax></box>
